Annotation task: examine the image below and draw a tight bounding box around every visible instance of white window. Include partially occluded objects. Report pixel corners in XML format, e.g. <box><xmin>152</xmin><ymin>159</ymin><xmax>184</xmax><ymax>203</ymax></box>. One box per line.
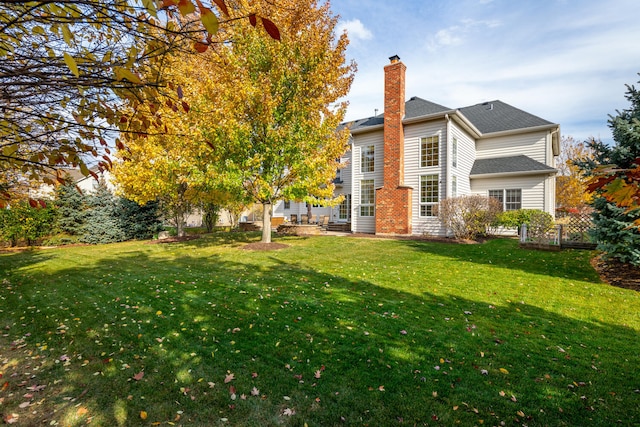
<box><xmin>420</xmin><ymin>174</ymin><xmax>439</xmax><ymax>217</ymax></box>
<box><xmin>284</xmin><ymin>201</ymin><xmax>291</xmax><ymax>209</ymax></box>
<box><xmin>489</xmin><ymin>189</ymin><xmax>521</xmax><ymax>211</ymax></box>
<box><xmin>452</xmin><ymin>137</ymin><xmax>458</xmax><ymax>168</ymax></box>
<box><xmin>505</xmin><ymin>189</ymin><xmax>522</xmax><ymax>210</ymax></box>
<box><xmin>420</xmin><ymin>136</ymin><xmax>439</xmax><ymax>167</ymax></box>
<box><xmin>339</xmin><ymin>194</ymin><xmax>351</xmax><ymax>220</ymax></box>
<box><xmin>360</xmin><ymin>180</ymin><xmax>375</xmax><ymax>217</ymax></box>
<box><xmin>361</xmin><ymin>145</ymin><xmax>375</xmax><ymax>173</ymax></box>
<box><xmin>451</xmin><ymin>175</ymin><xmax>457</xmax><ymax>197</ymax></box>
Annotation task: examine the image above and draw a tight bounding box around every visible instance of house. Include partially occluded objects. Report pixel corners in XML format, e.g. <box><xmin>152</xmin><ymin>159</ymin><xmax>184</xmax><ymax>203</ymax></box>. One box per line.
<box><xmin>275</xmin><ymin>55</ymin><xmax>559</xmax><ymax>236</ymax></box>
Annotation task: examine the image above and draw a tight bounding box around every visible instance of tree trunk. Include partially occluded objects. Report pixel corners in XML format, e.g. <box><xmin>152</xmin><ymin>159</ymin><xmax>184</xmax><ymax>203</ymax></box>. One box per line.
<box><xmin>261</xmin><ymin>202</ymin><xmax>272</xmax><ymax>243</ymax></box>
<box><xmin>175</xmin><ymin>210</ymin><xmax>186</xmax><ymax>237</ymax></box>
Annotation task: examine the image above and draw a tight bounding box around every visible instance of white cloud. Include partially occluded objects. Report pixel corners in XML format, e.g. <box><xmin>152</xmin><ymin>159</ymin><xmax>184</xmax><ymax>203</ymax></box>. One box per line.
<box><xmin>336</xmin><ymin>19</ymin><xmax>373</xmax><ymax>43</ymax></box>
<box><xmin>427</xmin><ymin>19</ymin><xmax>501</xmax><ymax>51</ymax></box>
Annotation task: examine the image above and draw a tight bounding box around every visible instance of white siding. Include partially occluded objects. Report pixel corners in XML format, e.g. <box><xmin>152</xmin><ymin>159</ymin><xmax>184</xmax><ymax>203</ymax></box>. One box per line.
<box><xmin>403</xmin><ymin>120</ymin><xmax>448</xmax><ymax>236</ymax></box>
<box><xmin>449</xmin><ymin>124</ymin><xmax>475</xmax><ymax>196</ymax></box>
<box><xmin>470</xmin><ymin>175</ymin><xmax>550</xmax><ymax>212</ymax></box>
<box><xmin>351</xmin><ymin>132</ymin><xmax>384</xmax><ymax>233</ymax></box>
<box><xmin>476</xmin><ymin>131</ymin><xmax>548</xmax><ymax>164</ymax></box>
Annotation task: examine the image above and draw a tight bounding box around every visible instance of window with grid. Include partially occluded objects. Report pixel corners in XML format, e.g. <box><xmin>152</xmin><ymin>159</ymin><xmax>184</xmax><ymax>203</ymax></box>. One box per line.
<box><xmin>420</xmin><ymin>136</ymin><xmax>439</xmax><ymax>167</ymax></box>
<box><xmin>489</xmin><ymin>189</ymin><xmax>521</xmax><ymax>211</ymax></box>
<box><xmin>361</xmin><ymin>145</ymin><xmax>375</xmax><ymax>173</ymax></box>
<box><xmin>452</xmin><ymin>137</ymin><xmax>458</xmax><ymax>168</ymax></box>
<box><xmin>284</xmin><ymin>201</ymin><xmax>290</xmax><ymax>209</ymax></box>
<box><xmin>420</xmin><ymin>174</ymin><xmax>439</xmax><ymax>217</ymax></box>
<box><xmin>451</xmin><ymin>175</ymin><xmax>457</xmax><ymax>197</ymax></box>
<box><xmin>360</xmin><ymin>180</ymin><xmax>375</xmax><ymax>217</ymax></box>
<box><xmin>339</xmin><ymin>194</ymin><xmax>351</xmax><ymax>220</ymax></box>
<box><xmin>505</xmin><ymin>189</ymin><xmax>522</xmax><ymax>210</ymax></box>
<box><xmin>488</xmin><ymin>190</ymin><xmax>503</xmax><ymax>206</ymax></box>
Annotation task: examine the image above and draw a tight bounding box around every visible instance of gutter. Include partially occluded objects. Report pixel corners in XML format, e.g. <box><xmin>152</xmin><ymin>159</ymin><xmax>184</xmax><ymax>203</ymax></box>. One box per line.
<box><xmin>469</xmin><ymin>169</ymin><xmax>558</xmax><ymax>179</ymax></box>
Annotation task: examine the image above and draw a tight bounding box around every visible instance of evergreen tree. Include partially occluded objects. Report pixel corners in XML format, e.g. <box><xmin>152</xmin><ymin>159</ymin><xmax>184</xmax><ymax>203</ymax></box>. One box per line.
<box><xmin>577</xmin><ymin>80</ymin><xmax>640</xmax><ymax>265</ymax></box>
<box><xmin>54</xmin><ymin>183</ymin><xmax>87</xmax><ymax>235</ymax></box>
<box><xmin>116</xmin><ymin>198</ymin><xmax>163</xmax><ymax>240</ymax></box>
<box><xmin>81</xmin><ymin>181</ymin><xmax>126</xmax><ymax>244</ymax></box>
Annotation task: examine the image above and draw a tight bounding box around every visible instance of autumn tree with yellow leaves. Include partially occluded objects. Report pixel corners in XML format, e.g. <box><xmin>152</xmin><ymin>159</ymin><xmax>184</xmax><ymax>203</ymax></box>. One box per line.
<box><xmin>203</xmin><ymin>0</ymin><xmax>356</xmax><ymax>243</ymax></box>
<box><xmin>555</xmin><ymin>136</ymin><xmax>594</xmax><ymax>211</ymax></box>
<box><xmin>0</xmin><ymin>0</ymin><xmax>279</xmax><ymax>207</ymax></box>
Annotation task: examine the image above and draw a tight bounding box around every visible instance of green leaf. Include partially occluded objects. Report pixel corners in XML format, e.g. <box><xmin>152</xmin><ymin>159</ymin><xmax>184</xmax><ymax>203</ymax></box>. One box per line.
<box><xmin>198</xmin><ymin>4</ymin><xmax>219</xmax><ymax>35</ymax></box>
<box><xmin>63</xmin><ymin>52</ymin><xmax>79</xmax><ymax>77</ymax></box>
<box><xmin>142</xmin><ymin>0</ymin><xmax>158</xmax><ymax>18</ymax></box>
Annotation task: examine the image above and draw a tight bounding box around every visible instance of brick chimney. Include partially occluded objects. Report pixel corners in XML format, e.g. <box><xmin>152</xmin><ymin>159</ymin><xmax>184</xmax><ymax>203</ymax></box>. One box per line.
<box><xmin>375</xmin><ymin>55</ymin><xmax>413</xmax><ymax>235</ymax></box>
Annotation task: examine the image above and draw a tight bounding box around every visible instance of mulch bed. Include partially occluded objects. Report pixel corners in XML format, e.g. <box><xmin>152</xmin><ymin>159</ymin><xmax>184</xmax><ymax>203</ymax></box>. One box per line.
<box><xmin>590</xmin><ymin>255</ymin><xmax>640</xmax><ymax>292</ymax></box>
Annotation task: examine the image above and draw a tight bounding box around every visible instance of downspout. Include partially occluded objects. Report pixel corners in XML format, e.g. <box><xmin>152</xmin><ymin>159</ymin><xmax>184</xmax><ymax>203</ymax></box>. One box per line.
<box><xmin>445</xmin><ymin>114</ymin><xmax>451</xmax><ymax>198</ymax></box>
<box><xmin>547</xmin><ymin>127</ymin><xmax>561</xmax><ymax>217</ymax></box>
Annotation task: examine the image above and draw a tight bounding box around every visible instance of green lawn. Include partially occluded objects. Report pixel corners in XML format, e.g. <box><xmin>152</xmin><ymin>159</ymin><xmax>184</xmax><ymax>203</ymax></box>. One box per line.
<box><xmin>1</xmin><ymin>234</ymin><xmax>638</xmax><ymax>426</ymax></box>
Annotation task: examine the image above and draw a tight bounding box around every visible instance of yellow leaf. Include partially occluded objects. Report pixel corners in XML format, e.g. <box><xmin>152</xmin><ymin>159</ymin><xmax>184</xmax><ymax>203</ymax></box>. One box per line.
<box><xmin>64</xmin><ymin>52</ymin><xmax>79</xmax><ymax>77</ymax></box>
<box><xmin>114</xmin><ymin>66</ymin><xmax>142</xmax><ymax>84</ymax></box>
<box><xmin>517</xmin><ymin>410</ymin><xmax>525</xmax><ymax>417</ymax></box>
<box><xmin>499</xmin><ymin>368</ymin><xmax>509</xmax><ymax>374</ymax></box>
<box><xmin>62</xmin><ymin>24</ymin><xmax>73</xmax><ymax>46</ymax></box>
<box><xmin>140</xmin><ymin>410</ymin><xmax>148</xmax><ymax>420</ymax></box>
<box><xmin>32</xmin><ymin>25</ymin><xmax>45</xmax><ymax>35</ymax></box>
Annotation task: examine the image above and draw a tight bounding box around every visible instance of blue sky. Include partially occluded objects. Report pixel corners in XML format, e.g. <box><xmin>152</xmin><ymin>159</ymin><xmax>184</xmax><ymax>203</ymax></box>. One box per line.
<box><xmin>331</xmin><ymin>0</ymin><xmax>640</xmax><ymax>144</ymax></box>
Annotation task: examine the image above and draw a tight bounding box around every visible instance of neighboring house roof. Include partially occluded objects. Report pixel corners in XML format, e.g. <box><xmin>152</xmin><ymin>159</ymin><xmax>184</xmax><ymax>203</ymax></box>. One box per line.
<box><xmin>346</xmin><ymin>98</ymin><xmax>557</xmax><ymax>136</ymax></box>
<box><xmin>470</xmin><ymin>155</ymin><xmax>557</xmax><ymax>177</ymax></box>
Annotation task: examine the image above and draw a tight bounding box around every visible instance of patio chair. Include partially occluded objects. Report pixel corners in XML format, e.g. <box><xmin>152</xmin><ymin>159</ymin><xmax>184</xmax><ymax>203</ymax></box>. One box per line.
<box><xmin>301</xmin><ymin>214</ymin><xmax>309</xmax><ymax>224</ymax></box>
<box><xmin>290</xmin><ymin>214</ymin><xmax>298</xmax><ymax>224</ymax></box>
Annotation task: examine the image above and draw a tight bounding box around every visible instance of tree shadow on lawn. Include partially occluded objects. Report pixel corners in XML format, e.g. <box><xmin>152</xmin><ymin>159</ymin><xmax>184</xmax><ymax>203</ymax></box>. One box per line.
<box><xmin>0</xmin><ymin>249</ymin><xmax>638</xmax><ymax>426</ymax></box>
<box><xmin>402</xmin><ymin>237</ymin><xmax>602</xmax><ymax>284</ymax></box>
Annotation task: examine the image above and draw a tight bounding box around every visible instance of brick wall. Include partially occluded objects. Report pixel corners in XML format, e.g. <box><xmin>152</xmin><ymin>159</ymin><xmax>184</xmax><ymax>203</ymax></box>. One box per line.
<box><xmin>375</xmin><ymin>56</ymin><xmax>412</xmax><ymax>235</ymax></box>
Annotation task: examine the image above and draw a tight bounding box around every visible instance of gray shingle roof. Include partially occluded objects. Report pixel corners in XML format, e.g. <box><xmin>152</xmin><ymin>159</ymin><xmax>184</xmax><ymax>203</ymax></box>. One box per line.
<box><xmin>470</xmin><ymin>155</ymin><xmax>557</xmax><ymax>176</ymax></box>
<box><xmin>458</xmin><ymin>100</ymin><xmax>554</xmax><ymax>134</ymax></box>
<box><xmin>345</xmin><ymin>98</ymin><xmax>555</xmax><ymax>134</ymax></box>
<box><xmin>405</xmin><ymin>96</ymin><xmax>451</xmax><ymax>118</ymax></box>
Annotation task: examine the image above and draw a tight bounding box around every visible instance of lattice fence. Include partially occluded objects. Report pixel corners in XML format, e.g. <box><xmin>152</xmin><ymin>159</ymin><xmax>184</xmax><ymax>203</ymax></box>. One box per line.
<box><xmin>555</xmin><ymin>210</ymin><xmax>597</xmax><ymax>249</ymax></box>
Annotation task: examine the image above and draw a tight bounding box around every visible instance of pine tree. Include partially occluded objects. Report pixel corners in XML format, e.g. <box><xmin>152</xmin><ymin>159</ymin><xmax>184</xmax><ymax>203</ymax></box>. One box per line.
<box><xmin>577</xmin><ymin>80</ymin><xmax>640</xmax><ymax>265</ymax></box>
<box><xmin>116</xmin><ymin>198</ymin><xmax>163</xmax><ymax>240</ymax></box>
<box><xmin>54</xmin><ymin>183</ymin><xmax>87</xmax><ymax>235</ymax></box>
<box><xmin>81</xmin><ymin>181</ymin><xmax>126</xmax><ymax>244</ymax></box>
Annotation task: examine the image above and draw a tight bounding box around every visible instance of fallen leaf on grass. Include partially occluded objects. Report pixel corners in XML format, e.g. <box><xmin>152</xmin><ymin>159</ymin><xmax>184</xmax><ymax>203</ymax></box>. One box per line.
<box><xmin>140</xmin><ymin>411</ymin><xmax>148</xmax><ymax>420</ymax></box>
<box><xmin>224</xmin><ymin>373</ymin><xmax>235</xmax><ymax>383</ymax></box>
<box><xmin>499</xmin><ymin>368</ymin><xmax>509</xmax><ymax>374</ymax></box>
<box><xmin>133</xmin><ymin>371</ymin><xmax>144</xmax><ymax>381</ymax></box>
<box><xmin>282</xmin><ymin>408</ymin><xmax>295</xmax><ymax>416</ymax></box>
<box><xmin>251</xmin><ymin>387</ymin><xmax>260</xmax><ymax>396</ymax></box>
<box><xmin>314</xmin><ymin>370</ymin><xmax>322</xmax><ymax>379</ymax></box>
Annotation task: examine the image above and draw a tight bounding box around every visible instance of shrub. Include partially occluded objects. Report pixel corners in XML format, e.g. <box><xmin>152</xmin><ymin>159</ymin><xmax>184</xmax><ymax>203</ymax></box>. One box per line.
<box><xmin>0</xmin><ymin>201</ymin><xmax>57</xmax><ymax>246</ymax></box>
<box><xmin>437</xmin><ymin>195</ymin><xmax>502</xmax><ymax>240</ymax></box>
